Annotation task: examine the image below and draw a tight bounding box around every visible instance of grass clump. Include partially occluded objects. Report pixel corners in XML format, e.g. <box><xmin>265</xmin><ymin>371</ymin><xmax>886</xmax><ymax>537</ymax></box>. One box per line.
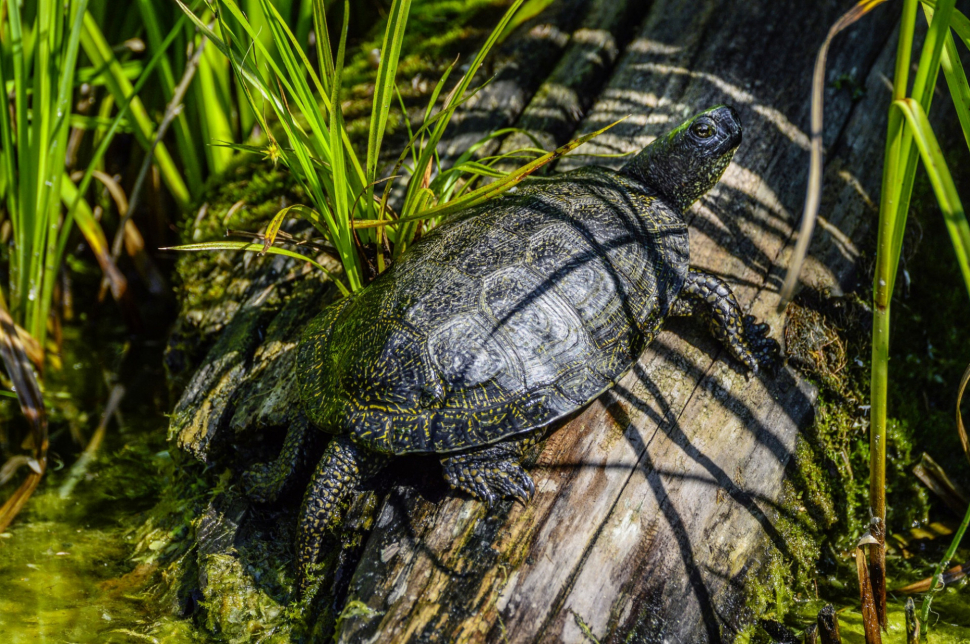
<box><xmin>170</xmin><ymin>0</ymin><xmax>621</xmax><ymax>296</ymax></box>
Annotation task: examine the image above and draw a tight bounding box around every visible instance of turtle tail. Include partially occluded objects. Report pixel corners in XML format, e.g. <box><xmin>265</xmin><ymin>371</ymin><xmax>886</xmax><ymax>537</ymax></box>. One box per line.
<box><xmin>296</xmin><ymin>436</ymin><xmax>386</xmax><ymax>596</ymax></box>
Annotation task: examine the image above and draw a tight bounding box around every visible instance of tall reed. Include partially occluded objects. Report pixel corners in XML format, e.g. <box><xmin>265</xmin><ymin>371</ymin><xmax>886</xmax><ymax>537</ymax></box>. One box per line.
<box><xmin>784</xmin><ymin>0</ymin><xmax>970</xmax><ymax>636</ymax></box>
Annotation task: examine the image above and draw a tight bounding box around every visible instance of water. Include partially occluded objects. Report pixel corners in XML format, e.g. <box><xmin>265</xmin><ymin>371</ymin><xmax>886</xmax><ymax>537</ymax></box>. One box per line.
<box><xmin>0</xmin><ymin>494</ymin><xmax>151</xmax><ymax>642</ymax></box>
<box><xmin>784</xmin><ymin>598</ymin><xmax>970</xmax><ymax>643</ymax></box>
<box><xmin>0</xmin><ymin>299</ymin><xmax>185</xmax><ymax>643</ymax></box>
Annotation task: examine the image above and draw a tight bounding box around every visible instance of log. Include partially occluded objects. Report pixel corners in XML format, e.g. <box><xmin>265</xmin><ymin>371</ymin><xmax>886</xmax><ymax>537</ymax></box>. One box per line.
<box><xmin>164</xmin><ymin>0</ymin><xmax>903</xmax><ymax>641</ymax></box>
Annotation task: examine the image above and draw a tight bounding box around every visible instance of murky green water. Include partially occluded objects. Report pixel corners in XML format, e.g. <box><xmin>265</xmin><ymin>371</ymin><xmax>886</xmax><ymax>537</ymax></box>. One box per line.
<box><xmin>0</xmin><ymin>303</ymin><xmax>194</xmax><ymax>643</ymax></box>
<box><xmin>1</xmin><ymin>488</ymin><xmax>157</xmax><ymax>642</ymax></box>
<box><xmin>781</xmin><ymin>599</ymin><xmax>970</xmax><ymax>643</ymax></box>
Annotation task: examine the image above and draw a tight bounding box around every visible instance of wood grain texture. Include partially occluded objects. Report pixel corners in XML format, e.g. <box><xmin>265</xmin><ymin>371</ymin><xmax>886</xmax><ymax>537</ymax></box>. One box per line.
<box><xmin>166</xmin><ymin>0</ymin><xmax>903</xmax><ymax>641</ymax></box>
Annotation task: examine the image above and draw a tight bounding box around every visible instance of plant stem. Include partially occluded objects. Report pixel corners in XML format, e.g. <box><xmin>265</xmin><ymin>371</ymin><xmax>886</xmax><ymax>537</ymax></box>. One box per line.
<box><xmin>920</xmin><ymin>498</ymin><xmax>970</xmax><ymax>624</ymax></box>
<box><xmin>865</xmin><ymin>0</ymin><xmax>921</xmax><ymax>627</ymax></box>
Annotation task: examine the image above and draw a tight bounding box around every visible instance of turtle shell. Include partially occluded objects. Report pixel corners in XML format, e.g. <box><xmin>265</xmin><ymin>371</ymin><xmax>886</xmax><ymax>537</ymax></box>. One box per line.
<box><xmin>298</xmin><ymin>167</ymin><xmax>689</xmax><ymax>455</ymax></box>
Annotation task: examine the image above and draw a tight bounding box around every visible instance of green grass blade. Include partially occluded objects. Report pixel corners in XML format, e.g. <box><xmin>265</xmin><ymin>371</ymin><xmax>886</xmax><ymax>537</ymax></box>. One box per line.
<box><xmin>948</xmin><ymin>6</ymin><xmax>970</xmax><ymax>45</ymax></box>
<box><xmin>367</xmin><ymin>0</ymin><xmax>410</xmax><ymax>188</ymax></box>
<box><xmin>253</xmin><ymin>0</ymin><xmax>328</xmax><ymax>143</ymax></box>
<box><xmin>214</xmin><ymin>2</ymin><xmax>340</xmax><ymax>245</ymax></box>
<box><xmin>377</xmin><ymin>57</ymin><xmax>460</xmax><ymax>211</ymax></box>
<box><xmin>884</xmin><ymin>0</ymin><xmax>956</xmax><ymax>295</ymax></box>
<box><xmin>191</xmin><ymin>0</ymin><xmax>367</xmax><ymax>225</ymax></box>
<box><xmin>29</xmin><ymin>0</ymin><xmax>55</xmax><ymax>329</ymax></box>
<box><xmin>5</xmin><ymin>0</ymin><xmax>28</xmax><ymax>230</ymax></box>
<box><xmin>202</xmin><ymin>0</ymin><xmax>344</xmax><ymax>279</ymax></box>
<box><xmin>54</xmin><ymin>15</ymin><xmax>185</xmax><ymax>298</ymax></box>
<box><xmin>259</xmin><ymin>204</ymin><xmax>321</xmax><ymax>253</ymax></box>
<box><xmin>940</xmin><ymin>33</ymin><xmax>970</xmax><ymax>152</ymax></box>
<box><xmin>312</xmin><ymin>0</ymin><xmax>334</xmax><ymax>96</ymax></box>
<box><xmin>863</xmin><ymin>5</ymin><xmax>922</xmax><ymax>625</ymax></box>
<box><xmin>165</xmin><ymin>241</ymin><xmax>349</xmax><ymax>295</ymax></box>
<box><xmin>192</xmin><ymin>41</ymin><xmax>236</xmax><ymax>173</ymax></box>
<box><xmin>75</xmin><ymin>59</ymin><xmax>143</xmax><ymax>85</ymax></box>
<box><xmin>913</xmin><ymin>0</ymin><xmax>956</xmax><ymax>107</ymax></box>
<box><xmin>258</xmin><ymin>0</ymin><xmax>329</xmax><ymax>116</ymax></box>
<box><xmin>444</xmin><ymin>161</ymin><xmax>507</xmax><ymax>179</ymax></box>
<box><xmin>207</xmin><ymin>0</ymin><xmax>312</xmax><ymax>112</ymax></box>
<box><xmin>872</xmin><ymin>0</ymin><xmax>919</xmax><ymax>304</ymax></box>
<box><xmin>6</xmin><ymin>0</ymin><xmax>28</xmax><ymax>315</ymax></box>
<box><xmin>175</xmin><ymin>0</ymin><xmax>268</xmax><ymax>159</ymax></box>
<box><xmin>328</xmin><ymin>0</ymin><xmax>361</xmax><ymax>291</ymax></box>
<box><xmin>79</xmin><ymin>12</ymin><xmax>191</xmax><ymax>209</ymax></box>
<box><xmin>36</xmin><ymin>0</ymin><xmax>90</xmax><ymax>340</ymax></box>
<box><xmin>893</xmin><ymin>98</ymin><xmax>970</xmax><ymax>295</ymax></box>
<box><xmin>430</xmin><ymin>127</ymin><xmax>546</xmax><ymax>199</ymax></box>
<box><xmin>254</xmin><ymin>0</ymin><xmax>368</xmax><ymax>196</ymax></box>
<box><xmin>356</xmin><ymin>117</ymin><xmax>627</xmax><ymax>230</ymax></box>
<box><xmin>421</xmin><ymin>56</ymin><xmax>457</xmax><ymax>127</ymax></box>
<box><xmin>0</xmin><ymin>29</ymin><xmax>17</xmax><ymax>235</ymax></box>
<box><xmin>134</xmin><ymin>0</ymin><xmax>203</xmax><ymax>195</ymax></box>
<box><xmin>399</xmin><ymin>0</ymin><xmax>525</xmax><ymax>223</ymax></box>
<box><xmin>295</xmin><ymin>0</ymin><xmax>312</xmax><ymax>51</ymax></box>
<box><xmin>421</xmin><ymin>117</ymin><xmax>626</xmax><ymax>220</ymax></box>
<box><xmin>394</xmin><ymin>84</ymin><xmax>417</xmax><ymax>151</ymax></box>
<box><xmin>200</xmin><ymin>4</ymin><xmax>324</xmax><ymax>171</ymax></box>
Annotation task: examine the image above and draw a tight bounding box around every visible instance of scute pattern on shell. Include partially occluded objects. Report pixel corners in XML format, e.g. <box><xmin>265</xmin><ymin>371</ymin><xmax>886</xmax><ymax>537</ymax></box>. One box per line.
<box><xmin>298</xmin><ymin>167</ymin><xmax>690</xmax><ymax>455</ymax></box>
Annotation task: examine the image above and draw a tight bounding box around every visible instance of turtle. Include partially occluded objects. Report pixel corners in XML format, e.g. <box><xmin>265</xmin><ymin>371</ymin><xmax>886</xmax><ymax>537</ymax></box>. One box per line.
<box><xmin>244</xmin><ymin>105</ymin><xmax>779</xmax><ymax>592</ymax></box>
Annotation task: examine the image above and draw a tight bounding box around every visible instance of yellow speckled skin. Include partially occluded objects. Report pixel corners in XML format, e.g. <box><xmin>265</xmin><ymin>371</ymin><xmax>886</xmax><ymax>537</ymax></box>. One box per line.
<box><xmin>296</xmin><ymin>437</ymin><xmax>387</xmax><ymax>590</ymax></box>
<box><xmin>244</xmin><ymin>106</ymin><xmax>781</xmax><ymax>595</ymax></box>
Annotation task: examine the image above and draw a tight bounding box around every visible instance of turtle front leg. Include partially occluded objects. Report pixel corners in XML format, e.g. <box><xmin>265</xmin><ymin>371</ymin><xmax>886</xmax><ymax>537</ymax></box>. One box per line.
<box><xmin>297</xmin><ymin>436</ymin><xmax>387</xmax><ymax>594</ymax></box>
<box><xmin>670</xmin><ymin>268</ymin><xmax>779</xmax><ymax>373</ymax></box>
<box><xmin>440</xmin><ymin>436</ymin><xmax>539</xmax><ymax>507</ymax></box>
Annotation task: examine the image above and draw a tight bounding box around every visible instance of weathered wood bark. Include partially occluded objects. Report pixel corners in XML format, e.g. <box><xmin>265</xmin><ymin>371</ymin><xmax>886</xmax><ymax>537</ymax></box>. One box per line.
<box><xmin>165</xmin><ymin>0</ymin><xmax>904</xmax><ymax>641</ymax></box>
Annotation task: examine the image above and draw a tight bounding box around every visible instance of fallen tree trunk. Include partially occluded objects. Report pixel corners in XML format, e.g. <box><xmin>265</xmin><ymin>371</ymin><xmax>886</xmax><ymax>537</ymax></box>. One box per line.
<box><xmin>163</xmin><ymin>0</ymin><xmax>902</xmax><ymax>641</ymax></box>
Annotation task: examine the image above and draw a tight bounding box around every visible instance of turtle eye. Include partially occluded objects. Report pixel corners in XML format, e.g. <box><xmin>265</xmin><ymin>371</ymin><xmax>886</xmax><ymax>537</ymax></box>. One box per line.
<box><xmin>691</xmin><ymin>121</ymin><xmax>715</xmax><ymax>139</ymax></box>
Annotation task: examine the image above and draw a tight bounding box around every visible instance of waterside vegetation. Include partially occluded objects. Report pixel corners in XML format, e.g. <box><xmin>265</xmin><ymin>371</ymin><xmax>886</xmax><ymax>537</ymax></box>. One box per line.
<box><xmin>0</xmin><ymin>0</ymin><xmax>968</xmax><ymax>641</ymax></box>
<box><xmin>782</xmin><ymin>0</ymin><xmax>970</xmax><ymax>639</ymax></box>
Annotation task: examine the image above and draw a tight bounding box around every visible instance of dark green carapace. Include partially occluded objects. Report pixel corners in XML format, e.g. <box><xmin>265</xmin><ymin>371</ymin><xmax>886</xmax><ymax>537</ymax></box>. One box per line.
<box><xmin>245</xmin><ymin>105</ymin><xmax>779</xmax><ymax>593</ymax></box>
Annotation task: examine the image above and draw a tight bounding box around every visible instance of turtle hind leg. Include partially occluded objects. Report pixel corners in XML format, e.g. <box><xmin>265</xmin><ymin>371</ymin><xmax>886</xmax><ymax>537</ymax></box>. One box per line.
<box><xmin>297</xmin><ymin>436</ymin><xmax>387</xmax><ymax>595</ymax></box>
<box><xmin>243</xmin><ymin>420</ymin><xmax>320</xmax><ymax>504</ymax></box>
<box><xmin>671</xmin><ymin>268</ymin><xmax>780</xmax><ymax>373</ymax></box>
<box><xmin>440</xmin><ymin>436</ymin><xmax>538</xmax><ymax>507</ymax></box>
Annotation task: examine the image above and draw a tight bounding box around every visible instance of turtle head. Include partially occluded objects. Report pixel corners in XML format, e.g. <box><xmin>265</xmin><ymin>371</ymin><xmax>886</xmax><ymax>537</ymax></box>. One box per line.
<box><xmin>622</xmin><ymin>105</ymin><xmax>741</xmax><ymax>213</ymax></box>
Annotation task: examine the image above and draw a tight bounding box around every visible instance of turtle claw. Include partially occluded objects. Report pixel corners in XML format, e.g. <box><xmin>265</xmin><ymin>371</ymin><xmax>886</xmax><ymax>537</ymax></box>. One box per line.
<box><xmin>742</xmin><ymin>315</ymin><xmax>781</xmax><ymax>374</ymax></box>
<box><xmin>510</xmin><ymin>473</ymin><xmax>537</xmax><ymax>504</ymax></box>
<box><xmin>513</xmin><ymin>485</ymin><xmax>534</xmax><ymax>505</ymax></box>
<box><xmin>481</xmin><ymin>486</ymin><xmax>498</xmax><ymax>508</ymax></box>
<box><xmin>490</xmin><ymin>462</ymin><xmax>535</xmax><ymax>505</ymax></box>
<box><xmin>499</xmin><ymin>478</ymin><xmax>534</xmax><ymax>505</ymax></box>
<box><xmin>441</xmin><ymin>447</ymin><xmax>536</xmax><ymax>508</ymax></box>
